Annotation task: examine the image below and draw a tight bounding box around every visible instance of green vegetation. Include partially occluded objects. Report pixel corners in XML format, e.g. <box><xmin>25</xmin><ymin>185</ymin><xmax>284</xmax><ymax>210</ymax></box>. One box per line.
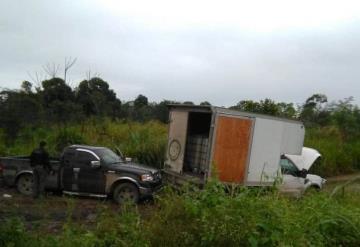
<box><xmin>1</xmin><ymin>182</ymin><xmax>360</xmax><ymax>246</ymax></box>
<box><xmin>305</xmin><ymin>127</ymin><xmax>360</xmax><ymax>176</ymax></box>
<box><xmin>1</xmin><ymin>120</ymin><xmax>359</xmax><ymax>176</ymax></box>
<box><xmin>0</xmin><ymin>120</ymin><xmax>167</xmax><ymax>168</ymax></box>
<box><xmin>0</xmin><ymin>113</ymin><xmax>360</xmax><ymax>176</ymax></box>
<box><xmin>2</xmin><ymin>77</ymin><xmax>359</xmax><ymax>174</ymax></box>
<box><xmin>1</xmin><ymin>78</ymin><xmax>360</xmax><ymax>245</ymax></box>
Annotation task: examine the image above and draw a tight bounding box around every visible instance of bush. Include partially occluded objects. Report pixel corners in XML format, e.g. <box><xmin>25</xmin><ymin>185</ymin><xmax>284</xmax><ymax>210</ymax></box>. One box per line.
<box><xmin>305</xmin><ymin>126</ymin><xmax>360</xmax><ymax>176</ymax></box>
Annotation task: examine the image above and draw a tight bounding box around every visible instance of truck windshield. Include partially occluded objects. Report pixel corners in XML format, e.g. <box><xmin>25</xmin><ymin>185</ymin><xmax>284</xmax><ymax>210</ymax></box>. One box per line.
<box><xmin>96</xmin><ymin>148</ymin><xmax>124</xmax><ymax>165</ymax></box>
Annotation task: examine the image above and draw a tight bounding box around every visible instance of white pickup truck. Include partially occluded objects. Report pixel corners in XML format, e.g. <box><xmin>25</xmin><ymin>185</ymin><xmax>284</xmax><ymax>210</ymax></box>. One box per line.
<box><xmin>280</xmin><ymin>147</ymin><xmax>326</xmax><ymax>196</ymax></box>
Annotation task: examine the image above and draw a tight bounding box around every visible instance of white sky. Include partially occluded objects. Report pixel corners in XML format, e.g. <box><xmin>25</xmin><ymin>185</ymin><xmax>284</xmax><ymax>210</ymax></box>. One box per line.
<box><xmin>1</xmin><ymin>0</ymin><xmax>360</xmax><ymax>105</ymax></box>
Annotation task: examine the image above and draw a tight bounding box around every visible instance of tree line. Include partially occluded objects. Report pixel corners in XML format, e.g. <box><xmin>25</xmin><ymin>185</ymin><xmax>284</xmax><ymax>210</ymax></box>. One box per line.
<box><xmin>1</xmin><ymin>77</ymin><xmax>359</xmax><ymax>142</ymax></box>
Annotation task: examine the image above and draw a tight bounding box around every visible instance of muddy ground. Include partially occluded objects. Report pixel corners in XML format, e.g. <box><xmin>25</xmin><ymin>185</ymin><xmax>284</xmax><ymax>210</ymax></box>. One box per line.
<box><xmin>0</xmin><ymin>173</ymin><xmax>359</xmax><ymax>234</ymax></box>
<box><xmin>0</xmin><ymin>185</ymin><xmax>156</xmax><ymax>234</ymax></box>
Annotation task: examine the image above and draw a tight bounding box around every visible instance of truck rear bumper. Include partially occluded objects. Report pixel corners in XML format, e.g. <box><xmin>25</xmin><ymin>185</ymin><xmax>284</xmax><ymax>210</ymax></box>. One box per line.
<box><xmin>163</xmin><ymin>169</ymin><xmax>205</xmax><ymax>188</ymax></box>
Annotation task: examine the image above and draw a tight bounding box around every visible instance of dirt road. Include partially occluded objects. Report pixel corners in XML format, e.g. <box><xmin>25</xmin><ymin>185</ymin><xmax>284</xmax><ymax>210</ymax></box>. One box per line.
<box><xmin>0</xmin><ymin>186</ymin><xmax>155</xmax><ymax>234</ymax></box>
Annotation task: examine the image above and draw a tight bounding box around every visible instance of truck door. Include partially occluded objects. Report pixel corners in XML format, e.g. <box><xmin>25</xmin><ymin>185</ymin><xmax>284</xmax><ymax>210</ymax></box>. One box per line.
<box><xmin>212</xmin><ymin>115</ymin><xmax>253</xmax><ymax>183</ymax></box>
<box><xmin>62</xmin><ymin>150</ymin><xmax>76</xmax><ymax>191</ymax></box>
<box><xmin>75</xmin><ymin>149</ymin><xmax>106</xmax><ymax>194</ymax></box>
<box><xmin>279</xmin><ymin>158</ymin><xmax>306</xmax><ymax>195</ymax></box>
<box><xmin>165</xmin><ymin>111</ymin><xmax>189</xmax><ymax>173</ymax></box>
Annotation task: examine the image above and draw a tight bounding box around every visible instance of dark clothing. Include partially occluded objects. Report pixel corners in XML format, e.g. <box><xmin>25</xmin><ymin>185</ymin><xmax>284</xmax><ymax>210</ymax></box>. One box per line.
<box><xmin>30</xmin><ymin>147</ymin><xmax>51</xmax><ymax>198</ymax></box>
<box><xmin>30</xmin><ymin>147</ymin><xmax>51</xmax><ymax>171</ymax></box>
<box><xmin>32</xmin><ymin>165</ymin><xmax>47</xmax><ymax>198</ymax></box>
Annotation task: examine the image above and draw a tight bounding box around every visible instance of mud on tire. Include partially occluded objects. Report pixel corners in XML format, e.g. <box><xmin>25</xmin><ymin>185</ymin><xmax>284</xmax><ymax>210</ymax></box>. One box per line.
<box><xmin>113</xmin><ymin>182</ymin><xmax>139</xmax><ymax>204</ymax></box>
<box><xmin>16</xmin><ymin>173</ymin><xmax>34</xmax><ymax>196</ymax></box>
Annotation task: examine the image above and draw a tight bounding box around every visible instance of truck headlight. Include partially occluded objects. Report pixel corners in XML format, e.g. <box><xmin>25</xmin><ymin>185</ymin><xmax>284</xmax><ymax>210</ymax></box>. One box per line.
<box><xmin>141</xmin><ymin>174</ymin><xmax>154</xmax><ymax>182</ymax></box>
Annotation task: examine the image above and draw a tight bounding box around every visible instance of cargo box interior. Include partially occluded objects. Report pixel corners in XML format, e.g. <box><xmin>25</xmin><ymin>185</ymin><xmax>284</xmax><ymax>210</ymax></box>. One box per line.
<box><xmin>183</xmin><ymin>112</ymin><xmax>212</xmax><ymax>176</ymax></box>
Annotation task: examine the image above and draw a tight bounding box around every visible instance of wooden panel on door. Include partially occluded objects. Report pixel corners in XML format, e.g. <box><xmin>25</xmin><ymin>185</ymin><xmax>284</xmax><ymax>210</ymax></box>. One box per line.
<box><xmin>212</xmin><ymin>116</ymin><xmax>253</xmax><ymax>183</ymax></box>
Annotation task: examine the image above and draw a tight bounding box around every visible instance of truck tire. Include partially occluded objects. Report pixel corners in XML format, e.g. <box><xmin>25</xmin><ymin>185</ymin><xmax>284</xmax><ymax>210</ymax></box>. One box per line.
<box><xmin>16</xmin><ymin>174</ymin><xmax>34</xmax><ymax>196</ymax></box>
<box><xmin>113</xmin><ymin>182</ymin><xmax>139</xmax><ymax>204</ymax></box>
<box><xmin>306</xmin><ymin>185</ymin><xmax>320</xmax><ymax>194</ymax></box>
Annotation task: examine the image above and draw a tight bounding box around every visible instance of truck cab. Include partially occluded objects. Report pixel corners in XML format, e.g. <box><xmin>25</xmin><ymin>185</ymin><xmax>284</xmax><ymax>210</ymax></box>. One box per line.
<box><xmin>60</xmin><ymin>145</ymin><xmax>162</xmax><ymax>203</ymax></box>
<box><xmin>280</xmin><ymin>147</ymin><xmax>326</xmax><ymax>196</ymax></box>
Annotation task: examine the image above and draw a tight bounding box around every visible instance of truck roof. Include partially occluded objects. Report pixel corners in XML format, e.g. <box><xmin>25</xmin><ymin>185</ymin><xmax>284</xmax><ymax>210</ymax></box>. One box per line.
<box><xmin>68</xmin><ymin>145</ymin><xmax>107</xmax><ymax>151</ymax></box>
<box><xmin>167</xmin><ymin>104</ymin><xmax>302</xmax><ymax>124</ymax></box>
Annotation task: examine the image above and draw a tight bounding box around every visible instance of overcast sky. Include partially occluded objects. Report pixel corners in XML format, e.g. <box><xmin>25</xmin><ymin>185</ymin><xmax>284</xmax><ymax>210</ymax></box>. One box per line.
<box><xmin>1</xmin><ymin>0</ymin><xmax>360</xmax><ymax>106</ymax></box>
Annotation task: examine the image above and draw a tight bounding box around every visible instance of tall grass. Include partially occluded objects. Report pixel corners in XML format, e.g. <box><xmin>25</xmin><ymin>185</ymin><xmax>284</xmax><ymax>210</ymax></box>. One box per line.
<box><xmin>1</xmin><ymin>119</ymin><xmax>360</xmax><ymax>245</ymax></box>
<box><xmin>0</xmin><ymin>120</ymin><xmax>359</xmax><ymax>174</ymax></box>
<box><xmin>305</xmin><ymin>126</ymin><xmax>360</xmax><ymax>176</ymax></box>
<box><xmin>0</xmin><ymin>119</ymin><xmax>167</xmax><ymax>168</ymax></box>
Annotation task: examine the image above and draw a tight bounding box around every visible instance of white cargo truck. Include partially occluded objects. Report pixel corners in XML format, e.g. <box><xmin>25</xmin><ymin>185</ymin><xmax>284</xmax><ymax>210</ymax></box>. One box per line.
<box><xmin>164</xmin><ymin>105</ymin><xmax>305</xmax><ymax>187</ymax></box>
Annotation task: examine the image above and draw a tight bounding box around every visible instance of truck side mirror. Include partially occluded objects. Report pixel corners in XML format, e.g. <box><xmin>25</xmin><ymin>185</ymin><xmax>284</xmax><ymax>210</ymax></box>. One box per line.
<box><xmin>90</xmin><ymin>160</ymin><xmax>101</xmax><ymax>169</ymax></box>
<box><xmin>298</xmin><ymin>168</ymin><xmax>307</xmax><ymax>178</ymax></box>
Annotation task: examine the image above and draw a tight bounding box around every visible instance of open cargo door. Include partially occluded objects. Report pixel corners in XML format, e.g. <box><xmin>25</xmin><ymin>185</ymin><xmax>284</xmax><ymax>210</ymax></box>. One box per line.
<box><xmin>165</xmin><ymin>111</ymin><xmax>189</xmax><ymax>173</ymax></box>
<box><xmin>212</xmin><ymin>116</ymin><xmax>253</xmax><ymax>183</ymax></box>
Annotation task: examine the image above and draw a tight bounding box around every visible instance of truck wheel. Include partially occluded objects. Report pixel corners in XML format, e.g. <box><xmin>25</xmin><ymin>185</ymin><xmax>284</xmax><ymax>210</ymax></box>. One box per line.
<box><xmin>16</xmin><ymin>174</ymin><xmax>34</xmax><ymax>196</ymax></box>
<box><xmin>306</xmin><ymin>185</ymin><xmax>320</xmax><ymax>194</ymax></box>
<box><xmin>113</xmin><ymin>183</ymin><xmax>139</xmax><ymax>204</ymax></box>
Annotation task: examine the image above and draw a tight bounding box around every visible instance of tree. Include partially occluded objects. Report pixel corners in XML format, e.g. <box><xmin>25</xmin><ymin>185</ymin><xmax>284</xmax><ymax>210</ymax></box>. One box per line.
<box><xmin>76</xmin><ymin>77</ymin><xmax>121</xmax><ymax>118</ymax></box>
<box><xmin>300</xmin><ymin>94</ymin><xmax>330</xmax><ymax>126</ymax></box>
<box><xmin>64</xmin><ymin>57</ymin><xmax>77</xmax><ymax>83</ymax></box>
<box><xmin>153</xmin><ymin>100</ymin><xmax>178</xmax><ymax>123</ymax></box>
<box><xmin>230</xmin><ymin>99</ymin><xmax>296</xmax><ymax>118</ymax></box>
<box><xmin>130</xmin><ymin>95</ymin><xmax>153</xmax><ymax>122</ymax></box>
<box><xmin>230</xmin><ymin>100</ymin><xmax>261</xmax><ymax>113</ymax></box>
<box><xmin>330</xmin><ymin>97</ymin><xmax>358</xmax><ymax>140</ymax></box>
<box><xmin>21</xmin><ymin>81</ymin><xmax>32</xmax><ymax>94</ymax></box>
<box><xmin>40</xmin><ymin>77</ymin><xmax>76</xmax><ymax>123</ymax></box>
<box><xmin>43</xmin><ymin>62</ymin><xmax>60</xmax><ymax>78</ymax></box>
<box><xmin>304</xmin><ymin>94</ymin><xmax>328</xmax><ymax>109</ymax></box>
<box><xmin>200</xmin><ymin>101</ymin><xmax>211</xmax><ymax>106</ymax></box>
<box><xmin>277</xmin><ymin>102</ymin><xmax>296</xmax><ymax>118</ymax></box>
<box><xmin>42</xmin><ymin>77</ymin><xmax>74</xmax><ymax>107</ymax></box>
<box><xmin>134</xmin><ymin>94</ymin><xmax>148</xmax><ymax>108</ymax></box>
<box><xmin>259</xmin><ymin>99</ymin><xmax>280</xmax><ymax>116</ymax></box>
<box><xmin>0</xmin><ymin>90</ymin><xmax>42</xmax><ymax>139</ymax></box>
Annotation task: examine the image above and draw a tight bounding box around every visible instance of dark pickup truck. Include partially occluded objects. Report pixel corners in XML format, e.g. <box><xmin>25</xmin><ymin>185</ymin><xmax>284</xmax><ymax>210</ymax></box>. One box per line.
<box><xmin>0</xmin><ymin>145</ymin><xmax>162</xmax><ymax>203</ymax></box>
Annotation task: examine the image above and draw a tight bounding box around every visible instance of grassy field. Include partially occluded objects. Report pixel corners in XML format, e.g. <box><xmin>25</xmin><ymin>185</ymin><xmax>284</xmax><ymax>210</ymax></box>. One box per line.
<box><xmin>1</xmin><ymin>120</ymin><xmax>360</xmax><ymax>246</ymax></box>
<box><xmin>0</xmin><ymin>178</ymin><xmax>359</xmax><ymax>247</ymax></box>
<box><xmin>1</xmin><ymin>120</ymin><xmax>360</xmax><ymax>176</ymax></box>
<box><xmin>0</xmin><ymin>119</ymin><xmax>167</xmax><ymax>169</ymax></box>
<box><xmin>305</xmin><ymin>127</ymin><xmax>360</xmax><ymax>176</ymax></box>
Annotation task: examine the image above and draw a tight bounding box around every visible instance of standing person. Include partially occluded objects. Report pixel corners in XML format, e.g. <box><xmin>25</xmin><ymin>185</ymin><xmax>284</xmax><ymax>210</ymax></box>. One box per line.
<box><xmin>30</xmin><ymin>141</ymin><xmax>51</xmax><ymax>198</ymax></box>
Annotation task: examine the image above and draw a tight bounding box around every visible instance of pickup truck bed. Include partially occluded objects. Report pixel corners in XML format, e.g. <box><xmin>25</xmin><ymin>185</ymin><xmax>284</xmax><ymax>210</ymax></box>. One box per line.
<box><xmin>0</xmin><ymin>156</ymin><xmax>61</xmax><ymax>192</ymax></box>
